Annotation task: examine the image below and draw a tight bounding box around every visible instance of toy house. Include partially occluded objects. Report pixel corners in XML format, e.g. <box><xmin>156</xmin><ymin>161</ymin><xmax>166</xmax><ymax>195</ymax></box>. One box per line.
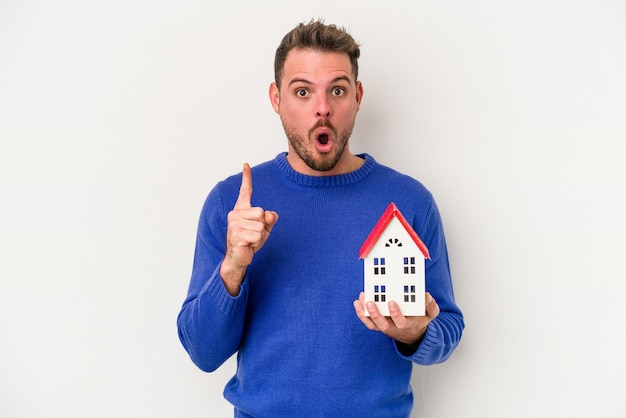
<box><xmin>359</xmin><ymin>203</ymin><xmax>430</xmax><ymax>316</ymax></box>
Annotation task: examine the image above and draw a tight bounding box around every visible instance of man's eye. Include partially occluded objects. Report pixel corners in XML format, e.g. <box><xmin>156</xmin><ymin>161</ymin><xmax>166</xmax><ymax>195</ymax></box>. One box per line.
<box><xmin>296</xmin><ymin>89</ymin><xmax>308</xmax><ymax>97</ymax></box>
<box><xmin>332</xmin><ymin>87</ymin><xmax>345</xmax><ymax>96</ymax></box>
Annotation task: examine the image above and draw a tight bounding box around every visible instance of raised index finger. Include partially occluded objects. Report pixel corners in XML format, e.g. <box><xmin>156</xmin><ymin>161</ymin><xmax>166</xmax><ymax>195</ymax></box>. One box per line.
<box><xmin>234</xmin><ymin>163</ymin><xmax>252</xmax><ymax>209</ymax></box>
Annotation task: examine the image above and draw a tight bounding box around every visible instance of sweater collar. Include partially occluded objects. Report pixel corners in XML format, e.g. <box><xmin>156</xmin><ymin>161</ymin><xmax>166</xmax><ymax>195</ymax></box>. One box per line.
<box><xmin>274</xmin><ymin>152</ymin><xmax>376</xmax><ymax>188</ymax></box>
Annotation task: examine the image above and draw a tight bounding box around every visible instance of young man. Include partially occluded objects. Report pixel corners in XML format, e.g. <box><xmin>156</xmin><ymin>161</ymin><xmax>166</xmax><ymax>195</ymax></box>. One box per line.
<box><xmin>178</xmin><ymin>20</ymin><xmax>464</xmax><ymax>417</ymax></box>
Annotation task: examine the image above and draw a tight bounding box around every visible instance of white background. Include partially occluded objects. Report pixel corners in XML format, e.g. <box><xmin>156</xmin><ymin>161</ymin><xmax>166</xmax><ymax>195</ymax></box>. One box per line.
<box><xmin>1</xmin><ymin>1</ymin><xmax>625</xmax><ymax>417</ymax></box>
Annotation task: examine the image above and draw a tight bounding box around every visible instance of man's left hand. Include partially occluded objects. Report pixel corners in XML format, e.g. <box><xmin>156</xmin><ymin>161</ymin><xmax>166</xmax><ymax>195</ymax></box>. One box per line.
<box><xmin>353</xmin><ymin>292</ymin><xmax>440</xmax><ymax>346</ymax></box>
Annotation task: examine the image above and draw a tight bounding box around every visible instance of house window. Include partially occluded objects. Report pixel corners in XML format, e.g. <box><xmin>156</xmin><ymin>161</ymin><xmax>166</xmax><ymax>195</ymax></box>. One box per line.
<box><xmin>374</xmin><ymin>285</ymin><xmax>387</xmax><ymax>302</ymax></box>
<box><xmin>385</xmin><ymin>238</ymin><xmax>403</xmax><ymax>247</ymax></box>
<box><xmin>403</xmin><ymin>285</ymin><xmax>417</xmax><ymax>303</ymax></box>
<box><xmin>403</xmin><ymin>257</ymin><xmax>416</xmax><ymax>275</ymax></box>
<box><xmin>373</xmin><ymin>258</ymin><xmax>386</xmax><ymax>275</ymax></box>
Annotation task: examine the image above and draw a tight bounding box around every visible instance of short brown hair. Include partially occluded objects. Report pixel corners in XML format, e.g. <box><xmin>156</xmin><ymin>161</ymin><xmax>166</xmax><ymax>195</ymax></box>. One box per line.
<box><xmin>274</xmin><ymin>19</ymin><xmax>361</xmax><ymax>89</ymax></box>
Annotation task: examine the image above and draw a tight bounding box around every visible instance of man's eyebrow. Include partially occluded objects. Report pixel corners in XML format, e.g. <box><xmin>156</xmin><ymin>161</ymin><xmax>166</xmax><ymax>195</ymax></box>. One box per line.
<box><xmin>330</xmin><ymin>75</ymin><xmax>352</xmax><ymax>84</ymax></box>
<box><xmin>287</xmin><ymin>78</ymin><xmax>312</xmax><ymax>87</ymax></box>
<box><xmin>287</xmin><ymin>75</ymin><xmax>353</xmax><ymax>87</ymax></box>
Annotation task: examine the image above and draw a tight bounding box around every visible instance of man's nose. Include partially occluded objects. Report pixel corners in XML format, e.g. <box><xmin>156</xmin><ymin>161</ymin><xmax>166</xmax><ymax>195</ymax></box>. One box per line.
<box><xmin>315</xmin><ymin>95</ymin><xmax>331</xmax><ymax>118</ymax></box>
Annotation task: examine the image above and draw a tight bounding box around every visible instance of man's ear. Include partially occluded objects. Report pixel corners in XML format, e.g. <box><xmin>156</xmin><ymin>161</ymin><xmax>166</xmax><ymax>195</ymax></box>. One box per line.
<box><xmin>269</xmin><ymin>82</ymin><xmax>280</xmax><ymax>113</ymax></box>
<box><xmin>355</xmin><ymin>81</ymin><xmax>364</xmax><ymax>110</ymax></box>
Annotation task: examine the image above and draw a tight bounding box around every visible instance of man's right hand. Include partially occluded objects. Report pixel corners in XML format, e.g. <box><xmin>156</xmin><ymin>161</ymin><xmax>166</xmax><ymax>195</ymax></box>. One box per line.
<box><xmin>220</xmin><ymin>163</ymin><xmax>279</xmax><ymax>296</ymax></box>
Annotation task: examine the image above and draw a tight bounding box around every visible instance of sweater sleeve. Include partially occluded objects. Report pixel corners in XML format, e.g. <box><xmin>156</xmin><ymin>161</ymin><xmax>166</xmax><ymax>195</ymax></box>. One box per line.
<box><xmin>397</xmin><ymin>197</ymin><xmax>464</xmax><ymax>365</ymax></box>
<box><xmin>177</xmin><ymin>186</ymin><xmax>248</xmax><ymax>372</ymax></box>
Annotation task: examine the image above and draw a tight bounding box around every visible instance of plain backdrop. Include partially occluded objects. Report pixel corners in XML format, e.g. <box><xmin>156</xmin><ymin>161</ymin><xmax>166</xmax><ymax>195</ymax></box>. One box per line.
<box><xmin>1</xmin><ymin>1</ymin><xmax>625</xmax><ymax>417</ymax></box>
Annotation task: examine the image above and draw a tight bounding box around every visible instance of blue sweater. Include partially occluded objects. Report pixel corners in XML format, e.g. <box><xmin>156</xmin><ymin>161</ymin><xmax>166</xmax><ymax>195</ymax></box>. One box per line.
<box><xmin>178</xmin><ymin>153</ymin><xmax>464</xmax><ymax>417</ymax></box>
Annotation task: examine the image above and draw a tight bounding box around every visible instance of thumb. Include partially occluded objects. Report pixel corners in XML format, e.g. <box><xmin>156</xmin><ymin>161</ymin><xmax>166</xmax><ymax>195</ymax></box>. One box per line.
<box><xmin>264</xmin><ymin>211</ymin><xmax>279</xmax><ymax>232</ymax></box>
<box><xmin>425</xmin><ymin>292</ymin><xmax>440</xmax><ymax>319</ymax></box>
<box><xmin>234</xmin><ymin>163</ymin><xmax>252</xmax><ymax>209</ymax></box>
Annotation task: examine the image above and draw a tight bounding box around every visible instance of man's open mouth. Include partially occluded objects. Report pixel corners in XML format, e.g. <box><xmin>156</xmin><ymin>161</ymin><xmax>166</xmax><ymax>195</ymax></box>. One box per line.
<box><xmin>317</xmin><ymin>133</ymin><xmax>330</xmax><ymax>145</ymax></box>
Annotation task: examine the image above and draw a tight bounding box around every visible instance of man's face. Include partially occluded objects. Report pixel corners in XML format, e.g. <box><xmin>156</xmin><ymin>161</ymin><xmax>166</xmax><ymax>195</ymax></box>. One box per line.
<box><xmin>270</xmin><ymin>48</ymin><xmax>363</xmax><ymax>175</ymax></box>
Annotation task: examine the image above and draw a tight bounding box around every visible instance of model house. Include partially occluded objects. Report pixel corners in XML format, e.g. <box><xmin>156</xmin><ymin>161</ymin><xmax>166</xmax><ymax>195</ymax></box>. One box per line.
<box><xmin>359</xmin><ymin>203</ymin><xmax>430</xmax><ymax>316</ymax></box>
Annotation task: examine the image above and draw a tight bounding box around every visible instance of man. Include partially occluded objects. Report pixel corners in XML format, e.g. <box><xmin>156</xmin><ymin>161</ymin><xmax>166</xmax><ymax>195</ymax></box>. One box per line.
<box><xmin>177</xmin><ymin>20</ymin><xmax>464</xmax><ymax>417</ymax></box>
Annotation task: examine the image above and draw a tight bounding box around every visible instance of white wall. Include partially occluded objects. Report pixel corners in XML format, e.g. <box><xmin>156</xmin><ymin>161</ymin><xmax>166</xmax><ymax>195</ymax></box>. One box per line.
<box><xmin>1</xmin><ymin>1</ymin><xmax>625</xmax><ymax>417</ymax></box>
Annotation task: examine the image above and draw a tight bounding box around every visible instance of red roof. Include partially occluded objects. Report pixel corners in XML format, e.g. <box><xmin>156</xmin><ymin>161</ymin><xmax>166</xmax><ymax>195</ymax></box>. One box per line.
<box><xmin>358</xmin><ymin>202</ymin><xmax>430</xmax><ymax>260</ymax></box>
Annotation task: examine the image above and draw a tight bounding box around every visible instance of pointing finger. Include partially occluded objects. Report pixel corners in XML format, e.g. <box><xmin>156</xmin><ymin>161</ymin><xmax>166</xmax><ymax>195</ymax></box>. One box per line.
<box><xmin>235</xmin><ymin>163</ymin><xmax>253</xmax><ymax>209</ymax></box>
